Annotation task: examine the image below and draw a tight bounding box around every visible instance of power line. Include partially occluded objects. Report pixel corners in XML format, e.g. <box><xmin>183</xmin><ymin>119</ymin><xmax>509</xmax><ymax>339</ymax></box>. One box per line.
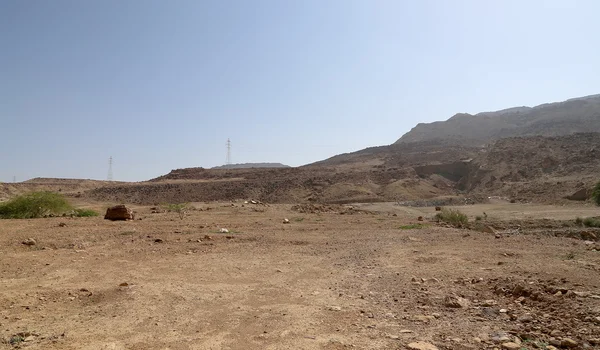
<box><xmin>107</xmin><ymin>156</ymin><xmax>113</xmax><ymax>181</ymax></box>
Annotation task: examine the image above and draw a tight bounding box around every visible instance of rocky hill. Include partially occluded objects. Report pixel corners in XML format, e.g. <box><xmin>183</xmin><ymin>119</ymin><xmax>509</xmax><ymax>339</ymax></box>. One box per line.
<box><xmin>458</xmin><ymin>132</ymin><xmax>600</xmax><ymax>202</ymax></box>
<box><xmin>396</xmin><ymin>94</ymin><xmax>600</xmax><ymax>145</ymax></box>
<box><xmin>211</xmin><ymin>163</ymin><xmax>290</xmax><ymax>169</ymax></box>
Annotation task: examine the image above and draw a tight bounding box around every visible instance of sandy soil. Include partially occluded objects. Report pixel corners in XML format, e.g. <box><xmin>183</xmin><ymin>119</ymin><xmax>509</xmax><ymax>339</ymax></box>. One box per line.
<box><xmin>1</xmin><ymin>202</ymin><xmax>599</xmax><ymax>349</ymax></box>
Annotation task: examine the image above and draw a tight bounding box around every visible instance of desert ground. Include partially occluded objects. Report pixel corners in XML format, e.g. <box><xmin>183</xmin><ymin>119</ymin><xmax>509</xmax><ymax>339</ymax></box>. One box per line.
<box><xmin>1</xmin><ymin>200</ymin><xmax>599</xmax><ymax>350</ymax></box>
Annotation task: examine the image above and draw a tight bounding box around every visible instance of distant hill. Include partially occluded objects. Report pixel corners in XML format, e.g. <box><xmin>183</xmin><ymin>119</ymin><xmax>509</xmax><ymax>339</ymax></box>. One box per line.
<box><xmin>396</xmin><ymin>94</ymin><xmax>600</xmax><ymax>145</ymax></box>
<box><xmin>211</xmin><ymin>163</ymin><xmax>290</xmax><ymax>170</ymax></box>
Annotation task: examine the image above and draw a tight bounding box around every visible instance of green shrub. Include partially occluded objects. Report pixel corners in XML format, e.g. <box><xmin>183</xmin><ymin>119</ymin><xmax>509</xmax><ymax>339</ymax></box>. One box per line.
<box><xmin>0</xmin><ymin>192</ymin><xmax>73</xmax><ymax>219</ymax></box>
<box><xmin>163</xmin><ymin>203</ymin><xmax>189</xmax><ymax>220</ymax></box>
<box><xmin>592</xmin><ymin>181</ymin><xmax>600</xmax><ymax>206</ymax></box>
<box><xmin>435</xmin><ymin>208</ymin><xmax>469</xmax><ymax>228</ymax></box>
<box><xmin>582</xmin><ymin>217</ymin><xmax>600</xmax><ymax>228</ymax></box>
<box><xmin>399</xmin><ymin>223</ymin><xmax>426</xmax><ymax>230</ymax></box>
<box><xmin>0</xmin><ymin>192</ymin><xmax>97</xmax><ymax>219</ymax></box>
<box><xmin>74</xmin><ymin>208</ymin><xmax>99</xmax><ymax>217</ymax></box>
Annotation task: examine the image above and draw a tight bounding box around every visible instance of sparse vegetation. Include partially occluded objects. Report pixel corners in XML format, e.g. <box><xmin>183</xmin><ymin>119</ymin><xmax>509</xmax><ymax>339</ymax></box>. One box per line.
<box><xmin>575</xmin><ymin>216</ymin><xmax>600</xmax><ymax>228</ymax></box>
<box><xmin>74</xmin><ymin>208</ymin><xmax>99</xmax><ymax>217</ymax></box>
<box><xmin>475</xmin><ymin>215</ymin><xmax>483</xmax><ymax>221</ymax></box>
<box><xmin>163</xmin><ymin>203</ymin><xmax>189</xmax><ymax>220</ymax></box>
<box><xmin>582</xmin><ymin>217</ymin><xmax>600</xmax><ymax>228</ymax></box>
<box><xmin>8</xmin><ymin>334</ymin><xmax>24</xmax><ymax>346</ymax></box>
<box><xmin>0</xmin><ymin>192</ymin><xmax>98</xmax><ymax>219</ymax></box>
<box><xmin>0</xmin><ymin>192</ymin><xmax>73</xmax><ymax>219</ymax></box>
<box><xmin>565</xmin><ymin>251</ymin><xmax>576</xmax><ymax>260</ymax></box>
<box><xmin>435</xmin><ymin>208</ymin><xmax>469</xmax><ymax>228</ymax></box>
<box><xmin>399</xmin><ymin>223</ymin><xmax>427</xmax><ymax>230</ymax></box>
<box><xmin>592</xmin><ymin>180</ymin><xmax>600</xmax><ymax>206</ymax></box>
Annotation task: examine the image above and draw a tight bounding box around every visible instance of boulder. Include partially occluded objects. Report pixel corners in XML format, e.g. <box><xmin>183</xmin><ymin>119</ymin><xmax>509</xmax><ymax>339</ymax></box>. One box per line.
<box><xmin>565</xmin><ymin>188</ymin><xmax>590</xmax><ymax>201</ymax></box>
<box><xmin>104</xmin><ymin>205</ymin><xmax>134</xmax><ymax>221</ymax></box>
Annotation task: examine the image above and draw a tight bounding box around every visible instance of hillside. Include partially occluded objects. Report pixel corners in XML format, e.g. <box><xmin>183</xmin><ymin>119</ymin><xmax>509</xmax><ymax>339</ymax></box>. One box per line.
<box><xmin>459</xmin><ymin>132</ymin><xmax>600</xmax><ymax>202</ymax></box>
<box><xmin>396</xmin><ymin>94</ymin><xmax>600</xmax><ymax>145</ymax></box>
<box><xmin>211</xmin><ymin>163</ymin><xmax>290</xmax><ymax>169</ymax></box>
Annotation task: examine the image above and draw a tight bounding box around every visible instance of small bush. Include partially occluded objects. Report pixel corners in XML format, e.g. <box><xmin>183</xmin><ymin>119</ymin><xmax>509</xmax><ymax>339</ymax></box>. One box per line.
<box><xmin>582</xmin><ymin>217</ymin><xmax>600</xmax><ymax>228</ymax></box>
<box><xmin>575</xmin><ymin>217</ymin><xmax>584</xmax><ymax>226</ymax></box>
<box><xmin>435</xmin><ymin>208</ymin><xmax>469</xmax><ymax>228</ymax></box>
<box><xmin>163</xmin><ymin>203</ymin><xmax>189</xmax><ymax>220</ymax></box>
<box><xmin>74</xmin><ymin>208</ymin><xmax>99</xmax><ymax>217</ymax></box>
<box><xmin>0</xmin><ymin>192</ymin><xmax>73</xmax><ymax>219</ymax></box>
<box><xmin>399</xmin><ymin>223</ymin><xmax>426</xmax><ymax>230</ymax></box>
<box><xmin>592</xmin><ymin>181</ymin><xmax>600</xmax><ymax>206</ymax></box>
<box><xmin>475</xmin><ymin>216</ymin><xmax>483</xmax><ymax>221</ymax></box>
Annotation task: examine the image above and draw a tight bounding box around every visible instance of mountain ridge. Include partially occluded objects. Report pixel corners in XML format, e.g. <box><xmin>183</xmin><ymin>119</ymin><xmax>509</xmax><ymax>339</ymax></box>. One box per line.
<box><xmin>396</xmin><ymin>94</ymin><xmax>600</xmax><ymax>145</ymax></box>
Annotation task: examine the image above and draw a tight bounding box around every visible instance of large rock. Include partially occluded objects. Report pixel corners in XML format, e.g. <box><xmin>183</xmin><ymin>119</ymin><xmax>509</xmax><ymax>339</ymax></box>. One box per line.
<box><xmin>104</xmin><ymin>205</ymin><xmax>134</xmax><ymax>221</ymax></box>
<box><xmin>565</xmin><ymin>188</ymin><xmax>590</xmax><ymax>201</ymax></box>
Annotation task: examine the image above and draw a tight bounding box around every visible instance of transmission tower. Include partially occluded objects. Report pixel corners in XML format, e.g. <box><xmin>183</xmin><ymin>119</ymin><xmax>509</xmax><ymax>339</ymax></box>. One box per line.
<box><xmin>226</xmin><ymin>138</ymin><xmax>232</xmax><ymax>165</ymax></box>
<box><xmin>107</xmin><ymin>156</ymin><xmax>113</xmax><ymax>181</ymax></box>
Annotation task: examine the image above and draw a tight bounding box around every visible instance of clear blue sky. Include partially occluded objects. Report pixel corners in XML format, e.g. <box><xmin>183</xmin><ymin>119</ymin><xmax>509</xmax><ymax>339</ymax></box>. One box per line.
<box><xmin>1</xmin><ymin>0</ymin><xmax>598</xmax><ymax>182</ymax></box>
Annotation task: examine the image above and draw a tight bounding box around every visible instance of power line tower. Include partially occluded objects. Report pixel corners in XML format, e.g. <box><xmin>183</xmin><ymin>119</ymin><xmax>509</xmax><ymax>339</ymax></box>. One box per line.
<box><xmin>226</xmin><ymin>138</ymin><xmax>232</xmax><ymax>165</ymax></box>
<box><xmin>13</xmin><ymin>176</ymin><xmax>16</xmax><ymax>183</ymax></box>
<box><xmin>107</xmin><ymin>156</ymin><xmax>113</xmax><ymax>181</ymax></box>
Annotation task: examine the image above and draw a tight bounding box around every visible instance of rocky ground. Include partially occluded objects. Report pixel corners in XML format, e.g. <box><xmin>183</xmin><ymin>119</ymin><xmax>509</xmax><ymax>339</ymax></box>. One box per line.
<box><xmin>1</xmin><ymin>201</ymin><xmax>599</xmax><ymax>349</ymax></box>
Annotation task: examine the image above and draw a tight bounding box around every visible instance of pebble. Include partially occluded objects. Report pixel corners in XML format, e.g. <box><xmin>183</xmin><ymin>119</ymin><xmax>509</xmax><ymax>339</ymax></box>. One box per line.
<box><xmin>412</xmin><ymin>315</ymin><xmax>436</xmax><ymax>322</ymax></box>
<box><xmin>22</xmin><ymin>238</ymin><xmax>36</xmax><ymax>246</ymax></box>
<box><xmin>501</xmin><ymin>342</ymin><xmax>520</xmax><ymax>350</ymax></box>
<box><xmin>560</xmin><ymin>338</ymin><xmax>578</xmax><ymax>348</ymax></box>
<box><xmin>219</xmin><ymin>228</ymin><xmax>229</xmax><ymax>233</ymax></box>
<box><xmin>283</xmin><ymin>218</ymin><xmax>290</xmax><ymax>224</ymax></box>
<box><xmin>327</xmin><ymin>306</ymin><xmax>341</xmax><ymax>311</ymax></box>
<box><xmin>517</xmin><ymin>313</ymin><xmax>533</xmax><ymax>323</ymax></box>
<box><xmin>407</xmin><ymin>341</ymin><xmax>438</xmax><ymax>350</ymax></box>
<box><xmin>444</xmin><ymin>295</ymin><xmax>470</xmax><ymax>308</ymax></box>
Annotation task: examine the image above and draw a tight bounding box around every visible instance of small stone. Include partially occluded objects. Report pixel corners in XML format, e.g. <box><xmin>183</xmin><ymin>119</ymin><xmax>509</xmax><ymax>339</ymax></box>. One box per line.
<box><xmin>22</xmin><ymin>335</ymin><xmax>35</xmax><ymax>342</ymax></box>
<box><xmin>58</xmin><ymin>222</ymin><xmax>67</xmax><ymax>227</ymax></box>
<box><xmin>399</xmin><ymin>329</ymin><xmax>413</xmax><ymax>333</ymax></box>
<box><xmin>407</xmin><ymin>341</ymin><xmax>438</xmax><ymax>350</ymax></box>
<box><xmin>119</xmin><ymin>282</ymin><xmax>129</xmax><ymax>287</ymax></box>
<box><xmin>499</xmin><ymin>309</ymin><xmax>508</xmax><ymax>313</ymax></box>
<box><xmin>501</xmin><ymin>342</ymin><xmax>520</xmax><ymax>350</ymax></box>
<box><xmin>327</xmin><ymin>306</ymin><xmax>341</xmax><ymax>311</ymax></box>
<box><xmin>22</xmin><ymin>238</ymin><xmax>36</xmax><ymax>246</ymax></box>
<box><xmin>154</xmin><ymin>238</ymin><xmax>163</xmax><ymax>243</ymax></box>
<box><xmin>560</xmin><ymin>338</ymin><xmax>578</xmax><ymax>348</ymax></box>
<box><xmin>219</xmin><ymin>228</ymin><xmax>229</xmax><ymax>233</ymax></box>
<box><xmin>411</xmin><ymin>315</ymin><xmax>436</xmax><ymax>322</ymax></box>
<box><xmin>283</xmin><ymin>218</ymin><xmax>290</xmax><ymax>224</ymax></box>
<box><xmin>550</xmin><ymin>330</ymin><xmax>561</xmax><ymax>337</ymax></box>
<box><xmin>444</xmin><ymin>295</ymin><xmax>470</xmax><ymax>308</ymax></box>
<box><xmin>517</xmin><ymin>313</ymin><xmax>533</xmax><ymax>323</ymax></box>
<box><xmin>204</xmin><ymin>235</ymin><xmax>212</xmax><ymax>240</ymax></box>
<box><xmin>546</xmin><ymin>346</ymin><xmax>558</xmax><ymax>350</ymax></box>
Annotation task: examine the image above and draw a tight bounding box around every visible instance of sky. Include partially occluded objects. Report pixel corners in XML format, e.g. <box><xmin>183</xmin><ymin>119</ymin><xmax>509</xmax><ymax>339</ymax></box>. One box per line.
<box><xmin>1</xmin><ymin>0</ymin><xmax>599</xmax><ymax>182</ymax></box>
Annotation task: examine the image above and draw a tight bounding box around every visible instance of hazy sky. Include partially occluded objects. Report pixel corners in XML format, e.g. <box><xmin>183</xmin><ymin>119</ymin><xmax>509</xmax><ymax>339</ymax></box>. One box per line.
<box><xmin>1</xmin><ymin>0</ymin><xmax>599</xmax><ymax>182</ymax></box>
